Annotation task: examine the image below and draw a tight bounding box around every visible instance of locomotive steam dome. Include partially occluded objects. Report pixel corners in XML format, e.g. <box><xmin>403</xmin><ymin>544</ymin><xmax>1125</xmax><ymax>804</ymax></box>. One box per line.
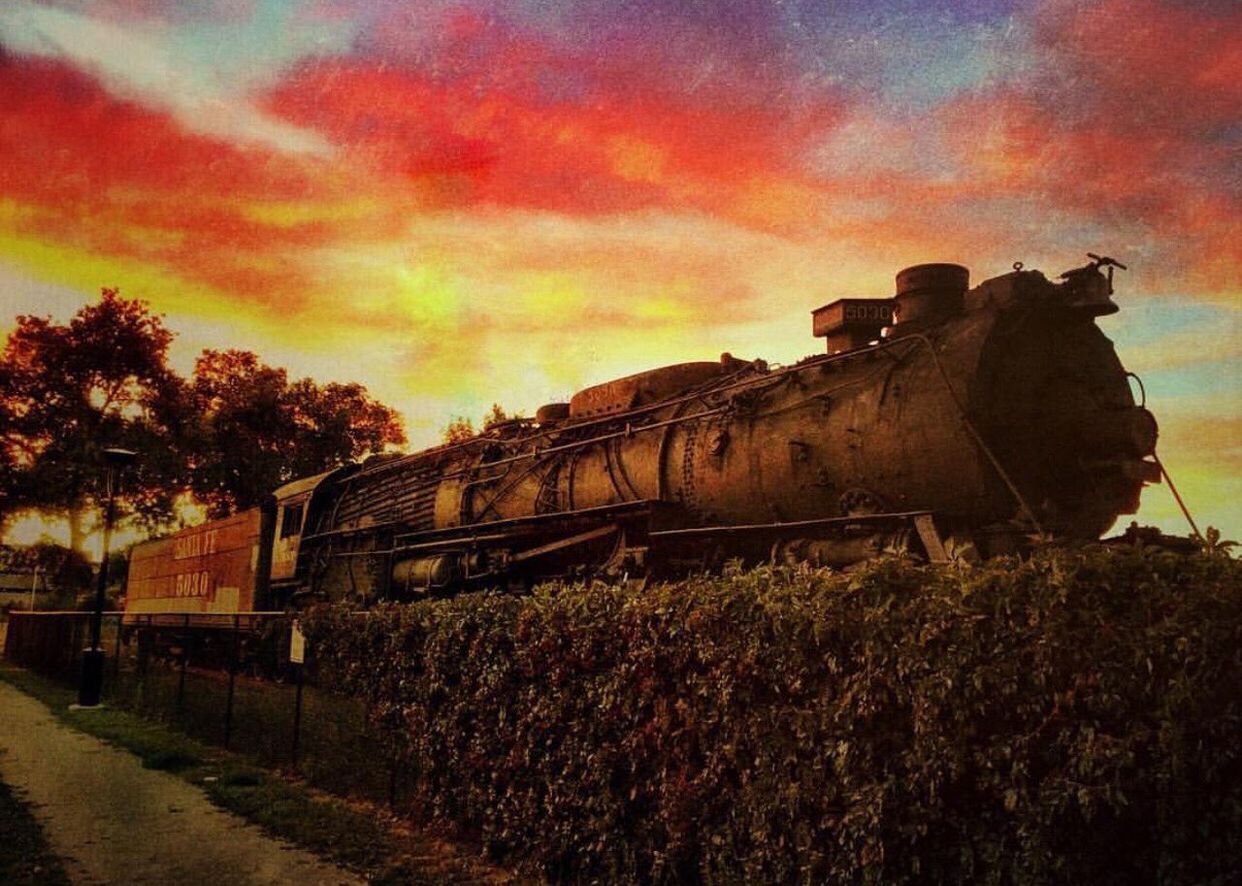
<box><xmin>894</xmin><ymin>263</ymin><xmax>969</xmax><ymax>325</ymax></box>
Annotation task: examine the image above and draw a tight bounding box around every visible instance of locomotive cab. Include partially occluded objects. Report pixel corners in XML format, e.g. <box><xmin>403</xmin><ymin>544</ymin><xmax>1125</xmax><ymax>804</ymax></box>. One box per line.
<box><xmin>269</xmin><ymin>469</ymin><xmax>344</xmax><ymax>599</ymax></box>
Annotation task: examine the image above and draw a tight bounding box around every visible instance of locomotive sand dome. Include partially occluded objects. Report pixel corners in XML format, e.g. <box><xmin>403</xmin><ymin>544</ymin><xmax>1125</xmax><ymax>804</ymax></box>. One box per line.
<box><xmin>126</xmin><ymin>255</ymin><xmax>1163</xmax><ymax>611</ymax></box>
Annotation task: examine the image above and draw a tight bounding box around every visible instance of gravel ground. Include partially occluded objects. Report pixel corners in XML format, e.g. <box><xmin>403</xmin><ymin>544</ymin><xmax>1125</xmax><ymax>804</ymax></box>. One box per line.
<box><xmin>0</xmin><ymin>680</ymin><xmax>362</xmax><ymax>885</ymax></box>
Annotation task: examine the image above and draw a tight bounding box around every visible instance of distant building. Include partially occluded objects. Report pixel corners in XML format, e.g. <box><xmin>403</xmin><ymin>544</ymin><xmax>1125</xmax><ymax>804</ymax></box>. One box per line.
<box><xmin>0</xmin><ymin>544</ymin><xmax>65</xmax><ymax>611</ymax></box>
<box><xmin>0</xmin><ymin>569</ymin><xmax>50</xmax><ymax>610</ymax></box>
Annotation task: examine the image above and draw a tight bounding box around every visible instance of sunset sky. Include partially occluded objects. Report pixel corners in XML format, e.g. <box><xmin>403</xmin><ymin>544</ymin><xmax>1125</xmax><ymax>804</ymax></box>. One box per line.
<box><xmin>1</xmin><ymin>0</ymin><xmax>1238</xmax><ymax>542</ymax></box>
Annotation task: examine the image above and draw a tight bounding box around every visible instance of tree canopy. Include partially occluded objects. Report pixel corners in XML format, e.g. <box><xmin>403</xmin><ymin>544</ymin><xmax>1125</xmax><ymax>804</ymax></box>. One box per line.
<box><xmin>440</xmin><ymin>403</ymin><xmax>523</xmax><ymax>444</ymax></box>
<box><xmin>1</xmin><ymin>289</ymin><xmax>406</xmax><ymax>551</ymax></box>
<box><xmin>0</xmin><ymin>288</ymin><xmax>185</xmax><ymax>551</ymax></box>
<box><xmin>189</xmin><ymin>349</ymin><xmax>406</xmax><ymax>516</ymax></box>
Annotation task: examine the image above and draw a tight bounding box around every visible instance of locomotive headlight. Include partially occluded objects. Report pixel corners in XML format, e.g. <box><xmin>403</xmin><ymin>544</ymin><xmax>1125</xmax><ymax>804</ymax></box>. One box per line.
<box><xmin>1122</xmin><ymin>407</ymin><xmax>1159</xmax><ymax>457</ymax></box>
<box><xmin>1087</xmin><ymin>406</ymin><xmax>1159</xmax><ymax>459</ymax></box>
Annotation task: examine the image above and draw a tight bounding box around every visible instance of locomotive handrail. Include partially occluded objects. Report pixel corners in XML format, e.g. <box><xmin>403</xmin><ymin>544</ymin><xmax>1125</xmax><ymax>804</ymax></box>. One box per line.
<box><xmin>649</xmin><ymin>510</ymin><xmax>934</xmax><ymax>538</ymax></box>
<box><xmin>432</xmin><ymin>404</ymin><xmax>735</xmax><ymax>481</ymax></box>
<box><xmin>300</xmin><ymin>518</ymin><xmax>404</xmax><ymax>543</ymax></box>
<box><xmin>347</xmin><ymin>339</ymin><xmax>925</xmax><ymax>484</ymax></box>
<box><xmin>434</xmin><ymin>344</ymin><xmax>917</xmax><ymax>484</ymax></box>
<box><xmin>391</xmin><ymin>499</ymin><xmax>669</xmax><ymax>545</ymax></box>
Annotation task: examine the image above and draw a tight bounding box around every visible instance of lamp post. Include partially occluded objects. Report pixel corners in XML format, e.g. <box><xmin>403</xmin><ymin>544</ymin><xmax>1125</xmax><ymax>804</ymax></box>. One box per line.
<box><xmin>78</xmin><ymin>447</ymin><xmax>137</xmax><ymax>707</ymax></box>
<box><xmin>29</xmin><ymin>564</ymin><xmax>41</xmax><ymax>611</ymax></box>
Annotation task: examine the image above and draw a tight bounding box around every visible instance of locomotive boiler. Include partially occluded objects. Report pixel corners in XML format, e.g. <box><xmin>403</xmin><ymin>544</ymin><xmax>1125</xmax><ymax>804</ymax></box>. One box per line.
<box><xmin>126</xmin><ymin>255</ymin><xmax>1163</xmax><ymax>611</ymax></box>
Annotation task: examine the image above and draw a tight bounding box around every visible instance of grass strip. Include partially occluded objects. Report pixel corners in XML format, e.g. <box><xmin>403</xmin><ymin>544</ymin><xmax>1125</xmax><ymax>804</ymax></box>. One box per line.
<box><xmin>0</xmin><ymin>665</ymin><xmax>502</xmax><ymax>885</ymax></box>
<box><xmin>0</xmin><ymin>777</ymin><xmax>72</xmax><ymax>885</ymax></box>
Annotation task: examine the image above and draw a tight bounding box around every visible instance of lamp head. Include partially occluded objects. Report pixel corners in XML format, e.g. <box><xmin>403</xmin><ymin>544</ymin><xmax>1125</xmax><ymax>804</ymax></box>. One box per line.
<box><xmin>102</xmin><ymin>448</ymin><xmax>138</xmax><ymax>468</ymax></box>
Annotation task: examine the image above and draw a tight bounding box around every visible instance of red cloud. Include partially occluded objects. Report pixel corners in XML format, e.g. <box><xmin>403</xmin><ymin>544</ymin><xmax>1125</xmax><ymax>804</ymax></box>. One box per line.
<box><xmin>265</xmin><ymin>30</ymin><xmax>841</xmax><ymax>232</ymax></box>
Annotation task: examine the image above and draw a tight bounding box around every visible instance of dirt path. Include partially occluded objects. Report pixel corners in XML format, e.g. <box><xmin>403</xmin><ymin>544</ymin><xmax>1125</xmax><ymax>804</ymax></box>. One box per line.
<box><xmin>0</xmin><ymin>681</ymin><xmax>361</xmax><ymax>885</ymax></box>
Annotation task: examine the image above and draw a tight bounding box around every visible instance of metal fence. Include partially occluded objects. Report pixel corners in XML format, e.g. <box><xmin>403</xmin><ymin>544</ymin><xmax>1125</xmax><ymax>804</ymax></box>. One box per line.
<box><xmin>3</xmin><ymin>611</ymin><xmax>418</xmax><ymax>809</ymax></box>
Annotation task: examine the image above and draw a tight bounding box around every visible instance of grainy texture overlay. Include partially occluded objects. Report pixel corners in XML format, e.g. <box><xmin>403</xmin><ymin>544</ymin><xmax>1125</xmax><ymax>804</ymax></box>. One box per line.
<box><xmin>0</xmin><ymin>681</ymin><xmax>359</xmax><ymax>885</ymax></box>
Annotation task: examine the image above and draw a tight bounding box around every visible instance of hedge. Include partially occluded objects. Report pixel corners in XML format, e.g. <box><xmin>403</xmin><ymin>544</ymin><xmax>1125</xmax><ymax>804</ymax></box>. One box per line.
<box><xmin>302</xmin><ymin>547</ymin><xmax>1242</xmax><ymax>884</ymax></box>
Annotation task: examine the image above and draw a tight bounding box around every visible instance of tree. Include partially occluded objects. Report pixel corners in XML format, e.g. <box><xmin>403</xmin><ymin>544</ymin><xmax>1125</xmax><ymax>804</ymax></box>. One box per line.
<box><xmin>188</xmin><ymin>350</ymin><xmax>405</xmax><ymax>516</ymax></box>
<box><xmin>0</xmin><ymin>292</ymin><xmax>408</xmax><ymax>536</ymax></box>
<box><xmin>284</xmin><ymin>378</ymin><xmax>407</xmax><ymax>478</ymax></box>
<box><xmin>441</xmin><ymin>415</ymin><xmax>476</xmax><ymax>444</ymax></box>
<box><xmin>483</xmin><ymin>402</ymin><xmax>524</xmax><ymax>428</ymax></box>
<box><xmin>441</xmin><ymin>403</ymin><xmax>524</xmax><ymax>444</ymax></box>
<box><xmin>0</xmin><ymin>541</ymin><xmax>92</xmax><ymax>594</ymax></box>
<box><xmin>0</xmin><ymin>289</ymin><xmax>188</xmax><ymax>553</ymax></box>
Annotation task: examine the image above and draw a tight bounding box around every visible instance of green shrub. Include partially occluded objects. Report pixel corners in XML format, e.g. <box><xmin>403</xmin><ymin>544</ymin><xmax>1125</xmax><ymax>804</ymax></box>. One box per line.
<box><xmin>303</xmin><ymin>547</ymin><xmax>1242</xmax><ymax>884</ymax></box>
<box><xmin>219</xmin><ymin>767</ymin><xmax>264</xmax><ymax>787</ymax></box>
<box><xmin>140</xmin><ymin>749</ymin><xmax>200</xmax><ymax>772</ymax></box>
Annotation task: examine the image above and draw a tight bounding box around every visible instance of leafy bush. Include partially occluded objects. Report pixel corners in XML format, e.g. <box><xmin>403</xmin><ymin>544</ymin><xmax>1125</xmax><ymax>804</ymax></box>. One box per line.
<box><xmin>140</xmin><ymin>749</ymin><xmax>200</xmax><ymax>772</ymax></box>
<box><xmin>303</xmin><ymin>548</ymin><xmax>1242</xmax><ymax>884</ymax></box>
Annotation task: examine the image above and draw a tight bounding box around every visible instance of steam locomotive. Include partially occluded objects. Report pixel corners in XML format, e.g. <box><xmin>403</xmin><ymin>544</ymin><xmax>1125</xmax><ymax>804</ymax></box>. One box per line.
<box><xmin>126</xmin><ymin>256</ymin><xmax>1161</xmax><ymax>615</ymax></box>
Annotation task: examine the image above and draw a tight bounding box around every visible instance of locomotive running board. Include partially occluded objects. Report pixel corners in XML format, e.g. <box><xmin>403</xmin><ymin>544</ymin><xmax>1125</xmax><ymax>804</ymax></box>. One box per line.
<box><xmin>649</xmin><ymin>510</ymin><xmax>950</xmax><ymax>563</ymax></box>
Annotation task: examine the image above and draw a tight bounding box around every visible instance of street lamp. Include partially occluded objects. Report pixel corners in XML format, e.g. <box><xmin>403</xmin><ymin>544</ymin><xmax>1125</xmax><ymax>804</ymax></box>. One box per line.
<box><xmin>78</xmin><ymin>447</ymin><xmax>137</xmax><ymax>707</ymax></box>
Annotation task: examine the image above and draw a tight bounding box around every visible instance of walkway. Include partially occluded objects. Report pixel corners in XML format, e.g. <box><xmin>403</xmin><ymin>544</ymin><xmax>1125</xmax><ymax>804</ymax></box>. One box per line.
<box><xmin>0</xmin><ymin>681</ymin><xmax>360</xmax><ymax>885</ymax></box>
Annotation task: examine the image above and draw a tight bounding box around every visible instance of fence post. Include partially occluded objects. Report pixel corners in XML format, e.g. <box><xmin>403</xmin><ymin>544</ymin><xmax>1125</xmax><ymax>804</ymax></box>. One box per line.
<box><xmin>68</xmin><ymin>617</ymin><xmax>81</xmax><ymax>682</ymax></box>
<box><xmin>111</xmin><ymin>614</ymin><xmax>122</xmax><ymax>684</ymax></box>
<box><xmin>176</xmin><ymin>614</ymin><xmax>190</xmax><ymax>715</ymax></box>
<box><xmin>290</xmin><ymin>661</ymin><xmax>304</xmax><ymax>769</ymax></box>
<box><xmin>139</xmin><ymin>616</ymin><xmax>151</xmax><ymax>680</ymax></box>
<box><xmin>224</xmin><ymin>614</ymin><xmax>239</xmax><ymax>749</ymax></box>
<box><xmin>133</xmin><ymin>615</ymin><xmax>147</xmax><ymax>708</ymax></box>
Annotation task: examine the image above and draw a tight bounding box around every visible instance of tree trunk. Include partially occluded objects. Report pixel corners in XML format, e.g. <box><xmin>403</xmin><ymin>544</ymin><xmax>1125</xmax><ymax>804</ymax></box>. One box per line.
<box><xmin>67</xmin><ymin>506</ymin><xmax>88</xmax><ymax>558</ymax></box>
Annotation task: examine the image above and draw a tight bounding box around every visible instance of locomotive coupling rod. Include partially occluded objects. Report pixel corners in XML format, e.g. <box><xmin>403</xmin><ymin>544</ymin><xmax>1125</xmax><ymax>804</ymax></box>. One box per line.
<box><xmin>394</xmin><ymin>531</ymin><xmax>516</xmax><ymax>555</ymax></box>
<box><xmin>511</xmin><ymin>525</ymin><xmax>619</xmax><ymax>563</ymax></box>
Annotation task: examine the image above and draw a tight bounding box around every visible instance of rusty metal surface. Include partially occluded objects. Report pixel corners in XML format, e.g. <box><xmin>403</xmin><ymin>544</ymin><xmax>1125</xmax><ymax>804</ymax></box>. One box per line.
<box><xmin>812</xmin><ymin>298</ymin><xmax>895</xmax><ymax>353</ymax></box>
<box><xmin>895</xmin><ymin>263</ymin><xmax>969</xmax><ymax>297</ymax></box>
<box><xmin>126</xmin><ymin>508</ymin><xmax>265</xmax><ymax>617</ymax></box>
<box><xmin>568</xmin><ymin>360</ymin><xmax>727</xmax><ymax>418</ymax></box>
<box><xmin>894</xmin><ymin>263</ymin><xmax>969</xmax><ymax>326</ymax></box>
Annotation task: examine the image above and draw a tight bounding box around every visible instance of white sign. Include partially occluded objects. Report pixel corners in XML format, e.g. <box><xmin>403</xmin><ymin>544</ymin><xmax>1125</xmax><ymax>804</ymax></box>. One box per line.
<box><xmin>289</xmin><ymin>620</ymin><xmax>306</xmax><ymax>664</ymax></box>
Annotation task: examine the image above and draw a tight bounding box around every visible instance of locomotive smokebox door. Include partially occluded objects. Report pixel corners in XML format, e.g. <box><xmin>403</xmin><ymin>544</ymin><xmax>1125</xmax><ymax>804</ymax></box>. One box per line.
<box><xmin>812</xmin><ymin>298</ymin><xmax>895</xmax><ymax>353</ymax></box>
